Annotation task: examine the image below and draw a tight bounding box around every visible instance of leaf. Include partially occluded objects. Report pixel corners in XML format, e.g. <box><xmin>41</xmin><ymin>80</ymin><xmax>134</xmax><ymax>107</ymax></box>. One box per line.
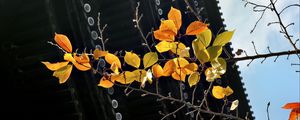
<box><xmin>184</xmin><ymin>63</ymin><xmax>198</xmax><ymax>74</ymax></box>
<box><xmin>54</xmin><ymin>33</ymin><xmax>72</xmax><ymax>53</ymax></box>
<box><xmin>152</xmin><ymin>64</ymin><xmax>164</xmax><ymax>78</ymax></box>
<box><xmin>41</xmin><ymin>61</ymin><xmax>69</xmax><ymax>71</ymax></box>
<box><xmin>141</xmin><ymin>69</ymin><xmax>153</xmax><ymax>88</ymax></box>
<box><xmin>212</xmin><ymin>86</ymin><xmax>225</xmax><ymax>99</ymax></box>
<box><xmin>162</xmin><ymin>60</ymin><xmax>176</xmax><ymax>76</ymax></box>
<box><xmin>93</xmin><ymin>49</ymin><xmax>108</xmax><ymax>60</ymax></box>
<box><xmin>124</xmin><ymin>51</ymin><xmax>140</xmax><ymax>68</ymax></box>
<box><xmin>185</xmin><ymin>21</ymin><xmax>208</xmax><ymax>35</ymax></box>
<box><xmin>212</xmin><ymin>30</ymin><xmax>235</xmax><ymax>46</ymax></box>
<box><xmin>159</xmin><ymin>20</ymin><xmax>177</xmax><ymax>36</ymax></box>
<box><xmin>170</xmin><ymin>42</ymin><xmax>190</xmax><ymax>57</ymax></box>
<box><xmin>143</xmin><ymin>52</ymin><xmax>158</xmax><ymax>69</ymax></box>
<box><xmin>192</xmin><ymin>39</ymin><xmax>210</xmax><ymax>63</ymax></box>
<box><xmin>132</xmin><ymin>69</ymin><xmax>147</xmax><ymax>82</ymax></box>
<box><xmin>53</xmin><ymin>65</ymin><xmax>73</xmax><ymax>84</ymax></box>
<box><xmin>155</xmin><ymin>41</ymin><xmax>172</xmax><ymax>53</ymax></box>
<box><xmin>230</xmin><ymin>100</ymin><xmax>239</xmax><ymax>111</ymax></box>
<box><xmin>64</xmin><ymin>53</ymin><xmax>91</xmax><ymax>71</ymax></box>
<box><xmin>110</xmin><ymin>62</ymin><xmax>119</xmax><ymax>74</ymax></box>
<box><xmin>105</xmin><ymin>53</ymin><xmax>121</xmax><ymax>68</ymax></box>
<box><xmin>188</xmin><ymin>72</ymin><xmax>200</xmax><ymax>87</ymax></box>
<box><xmin>171</xmin><ymin>71</ymin><xmax>186</xmax><ymax>81</ymax></box>
<box><xmin>224</xmin><ymin>86</ymin><xmax>234</xmax><ymax>96</ymax></box>
<box><xmin>282</xmin><ymin>102</ymin><xmax>300</xmax><ymax>109</ymax></box>
<box><xmin>74</xmin><ymin>53</ymin><xmax>90</xmax><ymax>63</ymax></box>
<box><xmin>196</xmin><ymin>29</ymin><xmax>212</xmax><ymax>47</ymax></box>
<box><xmin>116</xmin><ymin>71</ymin><xmax>136</xmax><ymax>84</ymax></box>
<box><xmin>168</xmin><ymin>7</ymin><xmax>182</xmax><ymax>30</ymax></box>
<box><xmin>205</xmin><ymin>67</ymin><xmax>221</xmax><ymax>82</ymax></box>
<box><xmin>98</xmin><ymin>75</ymin><xmax>115</xmax><ymax>88</ymax></box>
<box><xmin>173</xmin><ymin>57</ymin><xmax>189</xmax><ymax>68</ymax></box>
<box><xmin>211</xmin><ymin>57</ymin><xmax>227</xmax><ymax>75</ymax></box>
<box><xmin>207</xmin><ymin>46</ymin><xmax>222</xmax><ymax>61</ymax></box>
<box><xmin>289</xmin><ymin>108</ymin><xmax>300</xmax><ymax>120</ymax></box>
<box><xmin>154</xmin><ymin>30</ymin><xmax>175</xmax><ymax>41</ymax></box>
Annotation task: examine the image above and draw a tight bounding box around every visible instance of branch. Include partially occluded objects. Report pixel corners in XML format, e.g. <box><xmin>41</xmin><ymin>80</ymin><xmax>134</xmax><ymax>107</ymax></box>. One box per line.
<box><xmin>183</xmin><ymin>0</ymin><xmax>202</xmax><ymax>21</ymax></box>
<box><xmin>97</xmin><ymin>12</ymin><xmax>108</xmax><ymax>51</ymax></box>
<box><xmin>227</xmin><ymin>49</ymin><xmax>300</xmax><ymax>63</ymax></box>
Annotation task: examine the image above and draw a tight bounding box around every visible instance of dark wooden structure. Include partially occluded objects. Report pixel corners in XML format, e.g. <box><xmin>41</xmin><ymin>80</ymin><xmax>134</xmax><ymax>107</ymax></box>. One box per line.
<box><xmin>0</xmin><ymin>0</ymin><xmax>254</xmax><ymax>119</ymax></box>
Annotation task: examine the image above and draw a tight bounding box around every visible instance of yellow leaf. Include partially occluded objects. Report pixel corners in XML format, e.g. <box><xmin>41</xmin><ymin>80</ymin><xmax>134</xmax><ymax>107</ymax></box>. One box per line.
<box><xmin>74</xmin><ymin>53</ymin><xmax>90</xmax><ymax>63</ymax></box>
<box><xmin>54</xmin><ymin>33</ymin><xmax>72</xmax><ymax>53</ymax></box>
<box><xmin>188</xmin><ymin>72</ymin><xmax>200</xmax><ymax>87</ymax></box>
<box><xmin>143</xmin><ymin>52</ymin><xmax>158</xmax><ymax>69</ymax></box>
<box><xmin>192</xmin><ymin>39</ymin><xmax>210</xmax><ymax>64</ymax></box>
<box><xmin>53</xmin><ymin>65</ymin><xmax>73</xmax><ymax>84</ymax></box>
<box><xmin>154</xmin><ymin>30</ymin><xmax>175</xmax><ymax>42</ymax></box>
<box><xmin>105</xmin><ymin>53</ymin><xmax>121</xmax><ymax>68</ymax></box>
<box><xmin>163</xmin><ymin>60</ymin><xmax>176</xmax><ymax>76</ymax></box>
<box><xmin>93</xmin><ymin>49</ymin><xmax>108</xmax><ymax>60</ymax></box>
<box><xmin>212</xmin><ymin>86</ymin><xmax>225</xmax><ymax>99</ymax></box>
<box><xmin>168</xmin><ymin>7</ymin><xmax>182</xmax><ymax>30</ymax></box>
<box><xmin>207</xmin><ymin>46</ymin><xmax>222</xmax><ymax>61</ymax></box>
<box><xmin>152</xmin><ymin>64</ymin><xmax>164</xmax><ymax>78</ymax></box>
<box><xmin>64</xmin><ymin>53</ymin><xmax>91</xmax><ymax>71</ymax></box>
<box><xmin>212</xmin><ymin>30</ymin><xmax>235</xmax><ymax>46</ymax></box>
<box><xmin>224</xmin><ymin>86</ymin><xmax>233</xmax><ymax>96</ymax></box>
<box><xmin>41</xmin><ymin>61</ymin><xmax>69</xmax><ymax>71</ymax></box>
<box><xmin>173</xmin><ymin>57</ymin><xmax>189</xmax><ymax>68</ymax></box>
<box><xmin>155</xmin><ymin>41</ymin><xmax>172</xmax><ymax>53</ymax></box>
<box><xmin>170</xmin><ymin>42</ymin><xmax>190</xmax><ymax>57</ymax></box>
<box><xmin>141</xmin><ymin>69</ymin><xmax>153</xmax><ymax>88</ymax></box>
<box><xmin>132</xmin><ymin>69</ymin><xmax>147</xmax><ymax>82</ymax></box>
<box><xmin>124</xmin><ymin>51</ymin><xmax>140</xmax><ymax>68</ymax></box>
<box><xmin>171</xmin><ymin>71</ymin><xmax>186</xmax><ymax>81</ymax></box>
<box><xmin>64</xmin><ymin>53</ymin><xmax>76</xmax><ymax>63</ymax></box>
<box><xmin>110</xmin><ymin>62</ymin><xmax>119</xmax><ymax>74</ymax></box>
<box><xmin>196</xmin><ymin>29</ymin><xmax>212</xmax><ymax>47</ymax></box>
<box><xmin>98</xmin><ymin>75</ymin><xmax>115</xmax><ymax>88</ymax></box>
<box><xmin>211</xmin><ymin>58</ymin><xmax>227</xmax><ymax>75</ymax></box>
<box><xmin>159</xmin><ymin>20</ymin><xmax>177</xmax><ymax>36</ymax></box>
<box><xmin>230</xmin><ymin>100</ymin><xmax>239</xmax><ymax>111</ymax></box>
<box><xmin>205</xmin><ymin>67</ymin><xmax>221</xmax><ymax>82</ymax></box>
<box><xmin>185</xmin><ymin>21</ymin><xmax>208</xmax><ymax>35</ymax></box>
<box><xmin>184</xmin><ymin>63</ymin><xmax>198</xmax><ymax>74</ymax></box>
<box><xmin>116</xmin><ymin>71</ymin><xmax>135</xmax><ymax>84</ymax></box>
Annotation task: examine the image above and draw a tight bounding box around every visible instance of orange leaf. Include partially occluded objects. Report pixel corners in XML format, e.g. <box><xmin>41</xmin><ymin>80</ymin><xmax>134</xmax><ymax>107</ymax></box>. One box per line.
<box><xmin>73</xmin><ymin>53</ymin><xmax>90</xmax><ymax>63</ymax></box>
<box><xmin>289</xmin><ymin>108</ymin><xmax>300</xmax><ymax>120</ymax></box>
<box><xmin>54</xmin><ymin>33</ymin><xmax>72</xmax><ymax>53</ymax></box>
<box><xmin>171</xmin><ymin>71</ymin><xmax>186</xmax><ymax>81</ymax></box>
<box><xmin>93</xmin><ymin>49</ymin><xmax>108</xmax><ymax>60</ymax></box>
<box><xmin>283</xmin><ymin>102</ymin><xmax>300</xmax><ymax>109</ymax></box>
<box><xmin>152</xmin><ymin>64</ymin><xmax>164</xmax><ymax>78</ymax></box>
<box><xmin>98</xmin><ymin>75</ymin><xmax>115</xmax><ymax>88</ymax></box>
<box><xmin>184</xmin><ymin>63</ymin><xmax>198</xmax><ymax>74</ymax></box>
<box><xmin>154</xmin><ymin>30</ymin><xmax>175</xmax><ymax>41</ymax></box>
<box><xmin>168</xmin><ymin>7</ymin><xmax>182</xmax><ymax>30</ymax></box>
<box><xmin>159</xmin><ymin>20</ymin><xmax>177</xmax><ymax>35</ymax></box>
<box><xmin>163</xmin><ymin>60</ymin><xmax>176</xmax><ymax>76</ymax></box>
<box><xmin>53</xmin><ymin>65</ymin><xmax>73</xmax><ymax>84</ymax></box>
<box><xmin>64</xmin><ymin>53</ymin><xmax>91</xmax><ymax>71</ymax></box>
<box><xmin>105</xmin><ymin>53</ymin><xmax>121</xmax><ymax>68</ymax></box>
<box><xmin>41</xmin><ymin>61</ymin><xmax>69</xmax><ymax>71</ymax></box>
<box><xmin>185</xmin><ymin>21</ymin><xmax>208</xmax><ymax>35</ymax></box>
<box><xmin>110</xmin><ymin>62</ymin><xmax>119</xmax><ymax>74</ymax></box>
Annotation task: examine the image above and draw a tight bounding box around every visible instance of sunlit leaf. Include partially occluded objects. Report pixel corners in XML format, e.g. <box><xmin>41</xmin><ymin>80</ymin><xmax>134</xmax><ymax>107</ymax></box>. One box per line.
<box><xmin>105</xmin><ymin>53</ymin><xmax>121</xmax><ymax>68</ymax></box>
<box><xmin>212</xmin><ymin>30</ymin><xmax>235</xmax><ymax>46</ymax></box>
<box><xmin>192</xmin><ymin>39</ymin><xmax>210</xmax><ymax>64</ymax></box>
<box><xmin>184</xmin><ymin>63</ymin><xmax>198</xmax><ymax>74</ymax></box>
<box><xmin>211</xmin><ymin>58</ymin><xmax>227</xmax><ymax>75</ymax></box>
<box><xmin>141</xmin><ymin>69</ymin><xmax>153</xmax><ymax>88</ymax></box>
<box><xmin>283</xmin><ymin>103</ymin><xmax>300</xmax><ymax>109</ymax></box>
<box><xmin>173</xmin><ymin>57</ymin><xmax>189</xmax><ymax>68</ymax></box>
<box><xmin>64</xmin><ymin>53</ymin><xmax>91</xmax><ymax>71</ymax></box>
<box><xmin>132</xmin><ymin>69</ymin><xmax>147</xmax><ymax>82</ymax></box>
<box><xmin>155</xmin><ymin>41</ymin><xmax>172</xmax><ymax>53</ymax></box>
<box><xmin>74</xmin><ymin>53</ymin><xmax>90</xmax><ymax>63</ymax></box>
<box><xmin>124</xmin><ymin>51</ymin><xmax>140</xmax><ymax>68</ymax></box>
<box><xmin>230</xmin><ymin>100</ymin><xmax>239</xmax><ymax>111</ymax></box>
<box><xmin>205</xmin><ymin>67</ymin><xmax>221</xmax><ymax>82</ymax></box>
<box><xmin>98</xmin><ymin>75</ymin><xmax>115</xmax><ymax>88</ymax></box>
<box><xmin>196</xmin><ymin>29</ymin><xmax>212</xmax><ymax>47</ymax></box>
<box><xmin>54</xmin><ymin>33</ymin><xmax>72</xmax><ymax>53</ymax></box>
<box><xmin>168</xmin><ymin>7</ymin><xmax>182</xmax><ymax>30</ymax></box>
<box><xmin>159</xmin><ymin>20</ymin><xmax>177</xmax><ymax>36</ymax></box>
<box><xmin>162</xmin><ymin>60</ymin><xmax>176</xmax><ymax>76</ymax></box>
<box><xmin>93</xmin><ymin>49</ymin><xmax>108</xmax><ymax>60</ymax></box>
<box><xmin>170</xmin><ymin>42</ymin><xmax>190</xmax><ymax>57</ymax></box>
<box><xmin>116</xmin><ymin>71</ymin><xmax>135</xmax><ymax>84</ymax></box>
<box><xmin>152</xmin><ymin>64</ymin><xmax>164</xmax><ymax>78</ymax></box>
<box><xmin>110</xmin><ymin>62</ymin><xmax>119</xmax><ymax>74</ymax></box>
<box><xmin>188</xmin><ymin>72</ymin><xmax>200</xmax><ymax>87</ymax></box>
<box><xmin>185</xmin><ymin>21</ymin><xmax>208</xmax><ymax>35</ymax></box>
<box><xmin>224</xmin><ymin>86</ymin><xmax>234</xmax><ymax>96</ymax></box>
<box><xmin>212</xmin><ymin>86</ymin><xmax>225</xmax><ymax>99</ymax></box>
<box><xmin>282</xmin><ymin>102</ymin><xmax>300</xmax><ymax>120</ymax></box>
<box><xmin>154</xmin><ymin>30</ymin><xmax>175</xmax><ymax>41</ymax></box>
<box><xmin>143</xmin><ymin>52</ymin><xmax>158</xmax><ymax>69</ymax></box>
<box><xmin>41</xmin><ymin>61</ymin><xmax>69</xmax><ymax>71</ymax></box>
<box><xmin>171</xmin><ymin>71</ymin><xmax>186</xmax><ymax>81</ymax></box>
<box><xmin>53</xmin><ymin>65</ymin><xmax>73</xmax><ymax>84</ymax></box>
<box><xmin>207</xmin><ymin>46</ymin><xmax>222</xmax><ymax>61</ymax></box>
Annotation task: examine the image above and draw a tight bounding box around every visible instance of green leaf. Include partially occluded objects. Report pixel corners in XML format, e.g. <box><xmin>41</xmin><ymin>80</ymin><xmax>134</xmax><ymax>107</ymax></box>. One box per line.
<box><xmin>192</xmin><ymin>38</ymin><xmax>210</xmax><ymax>63</ymax></box>
<box><xmin>212</xmin><ymin>30</ymin><xmax>234</xmax><ymax>46</ymax></box>
<box><xmin>207</xmin><ymin>46</ymin><xmax>222</xmax><ymax>61</ymax></box>
<box><xmin>196</xmin><ymin>29</ymin><xmax>212</xmax><ymax>47</ymax></box>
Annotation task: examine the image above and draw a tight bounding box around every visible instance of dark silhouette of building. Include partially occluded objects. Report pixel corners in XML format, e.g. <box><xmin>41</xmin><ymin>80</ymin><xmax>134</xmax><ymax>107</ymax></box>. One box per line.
<box><xmin>0</xmin><ymin>0</ymin><xmax>254</xmax><ymax>119</ymax></box>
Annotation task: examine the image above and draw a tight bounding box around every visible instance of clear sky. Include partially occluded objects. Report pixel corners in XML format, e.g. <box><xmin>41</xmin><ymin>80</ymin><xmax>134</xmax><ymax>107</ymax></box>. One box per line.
<box><xmin>218</xmin><ymin>0</ymin><xmax>300</xmax><ymax>120</ymax></box>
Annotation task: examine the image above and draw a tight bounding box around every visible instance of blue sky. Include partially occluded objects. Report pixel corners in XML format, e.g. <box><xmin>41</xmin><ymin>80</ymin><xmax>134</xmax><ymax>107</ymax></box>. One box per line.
<box><xmin>218</xmin><ymin>0</ymin><xmax>300</xmax><ymax>120</ymax></box>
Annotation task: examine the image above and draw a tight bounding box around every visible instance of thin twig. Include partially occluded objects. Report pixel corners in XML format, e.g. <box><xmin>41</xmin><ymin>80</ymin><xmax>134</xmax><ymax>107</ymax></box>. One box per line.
<box><xmin>161</xmin><ymin>104</ymin><xmax>186</xmax><ymax>120</ymax></box>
